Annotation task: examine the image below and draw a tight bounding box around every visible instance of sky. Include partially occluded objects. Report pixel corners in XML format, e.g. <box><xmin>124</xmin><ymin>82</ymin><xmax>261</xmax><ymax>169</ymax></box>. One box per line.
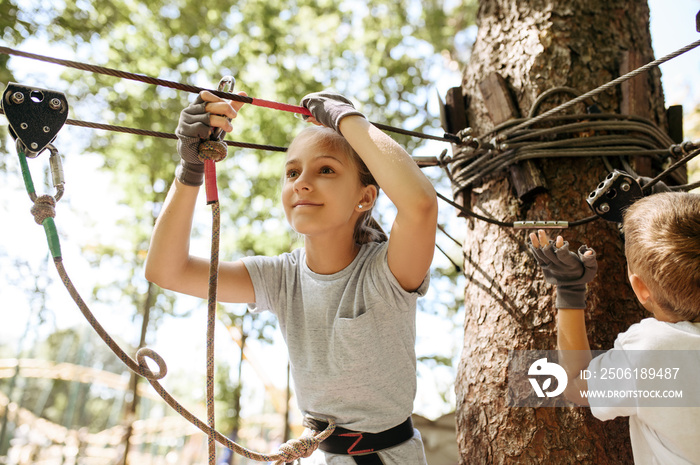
<box><xmin>1</xmin><ymin>0</ymin><xmax>700</xmax><ymax>428</ymax></box>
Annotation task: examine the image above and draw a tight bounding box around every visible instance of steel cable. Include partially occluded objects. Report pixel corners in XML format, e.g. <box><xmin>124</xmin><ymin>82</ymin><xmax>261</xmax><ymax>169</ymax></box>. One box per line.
<box><xmin>0</xmin><ymin>46</ymin><xmax>460</xmax><ymax>144</ymax></box>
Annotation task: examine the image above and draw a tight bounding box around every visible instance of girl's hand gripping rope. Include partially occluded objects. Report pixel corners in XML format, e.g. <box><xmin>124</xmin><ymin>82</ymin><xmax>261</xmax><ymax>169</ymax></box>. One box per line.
<box><xmin>175</xmin><ymin>89</ymin><xmax>245</xmax><ymax>186</ymax></box>
<box><xmin>300</xmin><ymin>90</ymin><xmax>365</xmax><ymax>133</ymax></box>
<box><xmin>528</xmin><ymin>230</ymin><xmax>598</xmax><ymax>309</ymax></box>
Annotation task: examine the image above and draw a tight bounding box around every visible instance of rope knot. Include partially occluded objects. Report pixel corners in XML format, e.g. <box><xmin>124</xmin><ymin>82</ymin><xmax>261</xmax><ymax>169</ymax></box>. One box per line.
<box><xmin>31</xmin><ymin>195</ymin><xmax>56</xmax><ymax>225</ymax></box>
<box><xmin>276</xmin><ymin>435</ymin><xmax>320</xmax><ymax>463</ymax></box>
<box><xmin>198</xmin><ymin>140</ymin><xmax>227</xmax><ymax>162</ymax></box>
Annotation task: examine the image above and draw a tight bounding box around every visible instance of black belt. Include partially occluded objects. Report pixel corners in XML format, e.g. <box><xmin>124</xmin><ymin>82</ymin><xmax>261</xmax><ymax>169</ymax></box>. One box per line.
<box><xmin>304</xmin><ymin>416</ymin><xmax>414</xmax><ymax>464</ymax></box>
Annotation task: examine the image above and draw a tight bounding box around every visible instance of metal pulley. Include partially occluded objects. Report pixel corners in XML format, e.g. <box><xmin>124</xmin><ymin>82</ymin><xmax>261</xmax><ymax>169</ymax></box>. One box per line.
<box><xmin>2</xmin><ymin>82</ymin><xmax>69</xmax><ymax>157</ymax></box>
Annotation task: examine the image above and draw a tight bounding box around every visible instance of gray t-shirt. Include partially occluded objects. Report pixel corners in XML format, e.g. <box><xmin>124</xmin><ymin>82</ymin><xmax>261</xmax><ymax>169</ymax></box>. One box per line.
<box><xmin>241</xmin><ymin>241</ymin><xmax>429</xmax><ymax>433</ymax></box>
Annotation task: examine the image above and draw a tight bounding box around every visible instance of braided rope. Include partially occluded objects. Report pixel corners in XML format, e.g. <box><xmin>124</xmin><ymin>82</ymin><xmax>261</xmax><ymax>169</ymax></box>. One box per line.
<box><xmin>30</xmin><ymin>195</ymin><xmax>56</xmax><ymax>225</ymax></box>
<box><xmin>199</xmin><ymin>140</ymin><xmax>228</xmax><ymax>162</ymax></box>
<box><xmin>206</xmin><ymin>200</ymin><xmax>220</xmax><ymax>464</ymax></box>
<box><xmin>17</xmin><ymin>148</ymin><xmax>336</xmax><ymax>463</ymax></box>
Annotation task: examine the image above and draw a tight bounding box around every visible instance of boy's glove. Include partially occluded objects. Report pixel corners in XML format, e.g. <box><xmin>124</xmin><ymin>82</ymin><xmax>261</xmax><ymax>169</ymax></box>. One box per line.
<box><xmin>300</xmin><ymin>91</ymin><xmax>365</xmax><ymax>133</ymax></box>
<box><xmin>175</xmin><ymin>95</ymin><xmax>211</xmax><ymax>186</ymax></box>
<box><xmin>529</xmin><ymin>240</ymin><xmax>598</xmax><ymax>309</ymax></box>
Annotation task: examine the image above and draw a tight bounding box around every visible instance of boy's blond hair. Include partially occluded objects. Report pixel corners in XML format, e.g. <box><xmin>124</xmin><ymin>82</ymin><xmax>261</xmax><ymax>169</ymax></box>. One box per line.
<box><xmin>623</xmin><ymin>192</ymin><xmax>700</xmax><ymax>321</ymax></box>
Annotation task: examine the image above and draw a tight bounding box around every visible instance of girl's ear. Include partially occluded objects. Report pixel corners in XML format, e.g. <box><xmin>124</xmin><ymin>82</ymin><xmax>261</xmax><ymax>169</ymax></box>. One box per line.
<box><xmin>358</xmin><ymin>184</ymin><xmax>378</xmax><ymax>209</ymax></box>
<box><xmin>629</xmin><ymin>274</ymin><xmax>652</xmax><ymax>304</ymax></box>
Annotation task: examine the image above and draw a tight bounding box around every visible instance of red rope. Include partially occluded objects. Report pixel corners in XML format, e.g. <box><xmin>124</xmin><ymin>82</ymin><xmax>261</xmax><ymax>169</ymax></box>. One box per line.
<box><xmin>0</xmin><ymin>46</ymin><xmax>312</xmax><ymax>117</ymax></box>
<box><xmin>0</xmin><ymin>46</ymin><xmax>465</xmax><ymax>144</ymax></box>
<box><xmin>251</xmin><ymin>97</ymin><xmax>312</xmax><ymax>117</ymax></box>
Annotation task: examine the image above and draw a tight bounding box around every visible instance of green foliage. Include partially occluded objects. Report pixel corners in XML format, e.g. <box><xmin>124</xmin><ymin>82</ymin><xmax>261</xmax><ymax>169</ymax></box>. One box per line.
<box><xmin>17</xmin><ymin>0</ymin><xmax>477</xmax><ymax>337</ymax></box>
<box><xmin>1</xmin><ymin>0</ymin><xmax>478</xmax><ymax>442</ymax></box>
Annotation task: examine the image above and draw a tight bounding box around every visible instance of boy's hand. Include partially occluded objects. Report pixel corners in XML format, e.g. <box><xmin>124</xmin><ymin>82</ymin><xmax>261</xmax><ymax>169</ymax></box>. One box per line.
<box><xmin>175</xmin><ymin>90</ymin><xmax>244</xmax><ymax>186</ymax></box>
<box><xmin>528</xmin><ymin>230</ymin><xmax>598</xmax><ymax>309</ymax></box>
<box><xmin>300</xmin><ymin>91</ymin><xmax>365</xmax><ymax>134</ymax></box>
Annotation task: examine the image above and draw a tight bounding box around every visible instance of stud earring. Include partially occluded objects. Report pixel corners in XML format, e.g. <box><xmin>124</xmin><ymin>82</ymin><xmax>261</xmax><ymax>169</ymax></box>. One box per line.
<box><xmin>358</xmin><ymin>204</ymin><xmax>363</xmax><ymax>209</ymax></box>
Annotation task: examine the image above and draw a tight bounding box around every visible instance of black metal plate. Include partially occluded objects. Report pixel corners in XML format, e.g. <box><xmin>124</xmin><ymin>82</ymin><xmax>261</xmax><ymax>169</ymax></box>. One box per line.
<box><xmin>2</xmin><ymin>82</ymin><xmax>69</xmax><ymax>155</ymax></box>
<box><xmin>586</xmin><ymin>170</ymin><xmax>643</xmax><ymax>223</ymax></box>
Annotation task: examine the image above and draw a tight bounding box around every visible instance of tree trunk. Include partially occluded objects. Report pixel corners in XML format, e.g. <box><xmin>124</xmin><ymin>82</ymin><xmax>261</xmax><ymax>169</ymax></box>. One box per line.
<box><xmin>454</xmin><ymin>0</ymin><xmax>668</xmax><ymax>463</ymax></box>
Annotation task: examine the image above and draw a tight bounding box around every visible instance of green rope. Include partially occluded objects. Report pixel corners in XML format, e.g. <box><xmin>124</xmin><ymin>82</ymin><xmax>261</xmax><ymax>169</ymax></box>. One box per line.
<box><xmin>18</xmin><ymin>150</ymin><xmax>36</xmax><ymax>199</ymax></box>
<box><xmin>18</xmin><ymin>151</ymin><xmax>62</xmax><ymax>258</ymax></box>
<box><xmin>42</xmin><ymin>217</ymin><xmax>62</xmax><ymax>259</ymax></box>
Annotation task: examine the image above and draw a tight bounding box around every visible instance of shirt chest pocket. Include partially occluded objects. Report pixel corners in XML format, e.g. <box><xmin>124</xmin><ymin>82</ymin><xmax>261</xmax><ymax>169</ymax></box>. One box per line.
<box><xmin>332</xmin><ymin>310</ymin><xmax>385</xmax><ymax>372</ymax></box>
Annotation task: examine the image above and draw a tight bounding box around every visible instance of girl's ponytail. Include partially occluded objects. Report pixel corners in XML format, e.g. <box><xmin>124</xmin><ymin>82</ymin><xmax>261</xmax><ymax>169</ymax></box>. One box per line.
<box><xmin>355</xmin><ymin>210</ymin><xmax>387</xmax><ymax>244</ymax></box>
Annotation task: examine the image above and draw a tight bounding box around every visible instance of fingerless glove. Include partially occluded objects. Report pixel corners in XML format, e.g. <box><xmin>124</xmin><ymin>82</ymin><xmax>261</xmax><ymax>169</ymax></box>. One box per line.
<box><xmin>300</xmin><ymin>91</ymin><xmax>365</xmax><ymax>134</ymax></box>
<box><xmin>529</xmin><ymin>240</ymin><xmax>598</xmax><ymax>309</ymax></box>
<box><xmin>175</xmin><ymin>95</ymin><xmax>211</xmax><ymax>186</ymax></box>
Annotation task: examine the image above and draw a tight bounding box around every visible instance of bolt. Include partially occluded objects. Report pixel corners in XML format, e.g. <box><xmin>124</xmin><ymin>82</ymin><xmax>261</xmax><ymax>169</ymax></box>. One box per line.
<box><xmin>30</xmin><ymin>142</ymin><xmax>38</xmax><ymax>150</ymax></box>
<box><xmin>620</xmin><ymin>182</ymin><xmax>630</xmax><ymax>192</ymax></box>
<box><xmin>11</xmin><ymin>92</ymin><xmax>25</xmax><ymax>104</ymax></box>
<box><xmin>599</xmin><ymin>203</ymin><xmax>610</xmax><ymax>213</ymax></box>
<box><xmin>43</xmin><ymin>126</ymin><xmax>51</xmax><ymax>133</ymax></box>
<box><xmin>457</xmin><ymin>127</ymin><xmax>473</xmax><ymax>138</ymax></box>
<box><xmin>49</xmin><ymin>98</ymin><xmax>62</xmax><ymax>110</ymax></box>
<box><xmin>20</xmin><ymin>123</ymin><xmax>28</xmax><ymax>130</ymax></box>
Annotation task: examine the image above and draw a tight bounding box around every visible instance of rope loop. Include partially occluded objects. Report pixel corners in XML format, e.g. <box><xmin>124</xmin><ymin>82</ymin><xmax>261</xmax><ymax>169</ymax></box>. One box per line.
<box><xmin>198</xmin><ymin>139</ymin><xmax>227</xmax><ymax>162</ymax></box>
<box><xmin>135</xmin><ymin>347</ymin><xmax>168</xmax><ymax>380</ymax></box>
<box><xmin>30</xmin><ymin>195</ymin><xmax>56</xmax><ymax>225</ymax></box>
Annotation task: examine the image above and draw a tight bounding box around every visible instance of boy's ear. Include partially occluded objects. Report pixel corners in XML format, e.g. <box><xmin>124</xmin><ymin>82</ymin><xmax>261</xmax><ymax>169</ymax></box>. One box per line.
<box><xmin>629</xmin><ymin>274</ymin><xmax>652</xmax><ymax>304</ymax></box>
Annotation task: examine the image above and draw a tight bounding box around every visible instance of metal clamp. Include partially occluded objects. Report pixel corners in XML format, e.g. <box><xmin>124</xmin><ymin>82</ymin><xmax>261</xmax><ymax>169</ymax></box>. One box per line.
<box><xmin>586</xmin><ymin>170</ymin><xmax>643</xmax><ymax>223</ymax></box>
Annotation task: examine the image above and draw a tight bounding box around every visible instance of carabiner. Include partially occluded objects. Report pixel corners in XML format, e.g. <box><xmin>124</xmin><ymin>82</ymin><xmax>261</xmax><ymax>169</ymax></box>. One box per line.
<box><xmin>210</xmin><ymin>75</ymin><xmax>235</xmax><ymax>141</ymax></box>
<box><xmin>17</xmin><ymin>141</ymin><xmax>65</xmax><ymax>203</ymax></box>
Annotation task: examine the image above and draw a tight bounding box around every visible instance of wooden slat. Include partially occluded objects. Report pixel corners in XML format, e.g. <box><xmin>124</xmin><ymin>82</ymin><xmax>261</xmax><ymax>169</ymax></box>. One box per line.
<box><xmin>479</xmin><ymin>72</ymin><xmax>547</xmax><ymax>199</ymax></box>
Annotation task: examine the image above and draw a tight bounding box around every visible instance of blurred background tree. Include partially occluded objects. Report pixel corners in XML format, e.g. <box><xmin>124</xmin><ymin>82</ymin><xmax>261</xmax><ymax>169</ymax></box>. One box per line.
<box><xmin>0</xmin><ymin>0</ymin><xmax>475</xmax><ymax>462</ymax></box>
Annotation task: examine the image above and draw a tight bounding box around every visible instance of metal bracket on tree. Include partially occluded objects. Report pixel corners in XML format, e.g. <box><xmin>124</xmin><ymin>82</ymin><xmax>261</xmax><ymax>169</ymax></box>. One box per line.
<box><xmin>586</xmin><ymin>170</ymin><xmax>643</xmax><ymax>223</ymax></box>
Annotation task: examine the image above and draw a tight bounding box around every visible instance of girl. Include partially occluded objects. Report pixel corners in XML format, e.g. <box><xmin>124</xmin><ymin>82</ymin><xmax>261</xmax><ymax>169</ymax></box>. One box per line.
<box><xmin>145</xmin><ymin>88</ymin><xmax>438</xmax><ymax>464</ymax></box>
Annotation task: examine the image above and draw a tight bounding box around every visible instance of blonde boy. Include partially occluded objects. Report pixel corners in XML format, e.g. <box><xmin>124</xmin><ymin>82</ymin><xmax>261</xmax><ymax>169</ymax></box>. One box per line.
<box><xmin>529</xmin><ymin>192</ymin><xmax>700</xmax><ymax>464</ymax></box>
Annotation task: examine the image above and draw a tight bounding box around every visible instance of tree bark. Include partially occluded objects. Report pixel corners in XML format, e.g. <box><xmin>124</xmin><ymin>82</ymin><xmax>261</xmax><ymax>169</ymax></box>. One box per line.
<box><xmin>455</xmin><ymin>0</ymin><xmax>668</xmax><ymax>463</ymax></box>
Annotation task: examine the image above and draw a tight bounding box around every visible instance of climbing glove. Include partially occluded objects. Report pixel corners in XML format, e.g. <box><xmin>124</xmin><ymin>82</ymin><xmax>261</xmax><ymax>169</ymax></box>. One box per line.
<box><xmin>175</xmin><ymin>95</ymin><xmax>212</xmax><ymax>186</ymax></box>
<box><xmin>300</xmin><ymin>91</ymin><xmax>365</xmax><ymax>134</ymax></box>
<box><xmin>529</xmin><ymin>240</ymin><xmax>598</xmax><ymax>309</ymax></box>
